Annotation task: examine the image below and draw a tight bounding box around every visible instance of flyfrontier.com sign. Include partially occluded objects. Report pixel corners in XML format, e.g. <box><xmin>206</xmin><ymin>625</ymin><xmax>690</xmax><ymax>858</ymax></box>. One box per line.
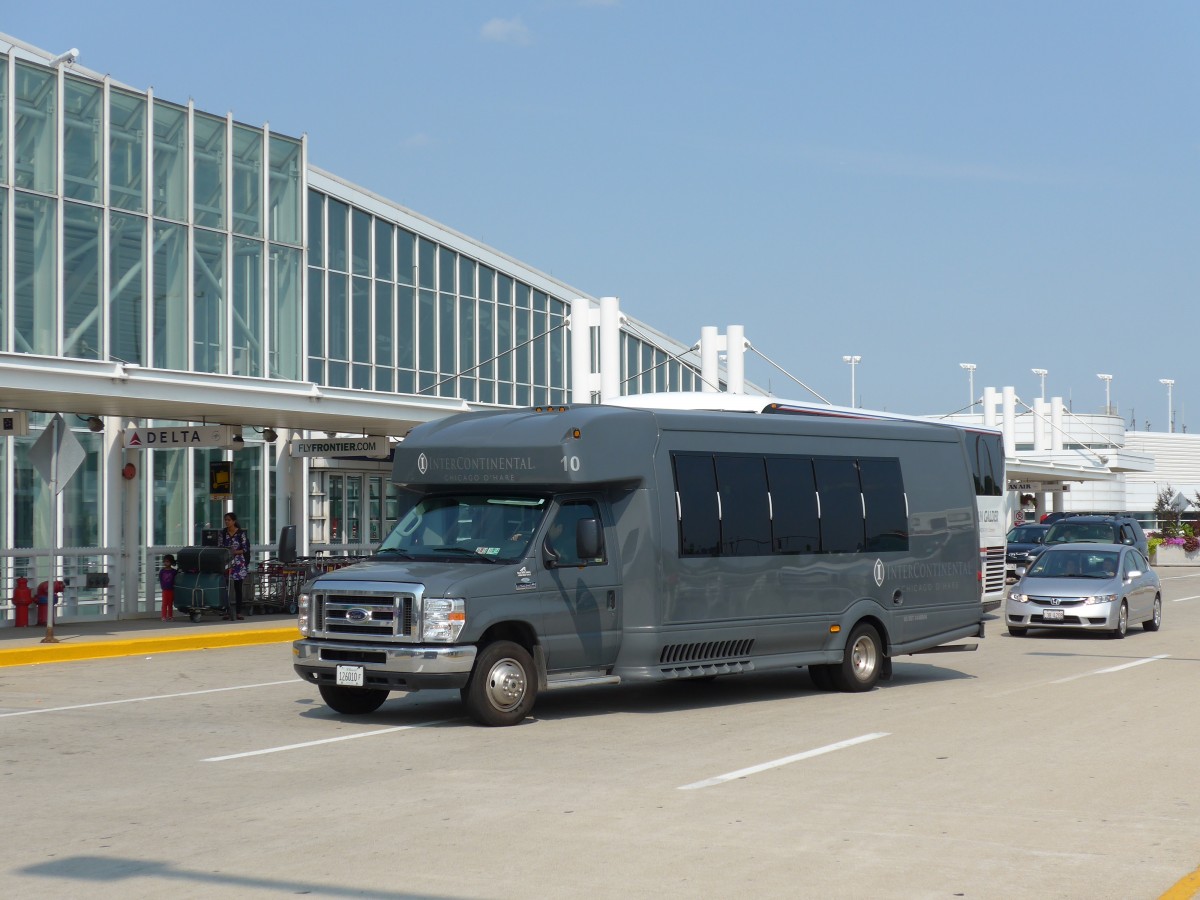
<box><xmin>290</xmin><ymin>436</ymin><xmax>390</xmax><ymax>458</ymax></box>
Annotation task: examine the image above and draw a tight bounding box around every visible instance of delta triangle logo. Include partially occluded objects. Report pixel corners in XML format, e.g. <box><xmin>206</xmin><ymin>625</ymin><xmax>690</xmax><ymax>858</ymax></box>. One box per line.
<box><xmin>128</xmin><ymin>433</ymin><xmax>142</xmax><ymax>446</ymax></box>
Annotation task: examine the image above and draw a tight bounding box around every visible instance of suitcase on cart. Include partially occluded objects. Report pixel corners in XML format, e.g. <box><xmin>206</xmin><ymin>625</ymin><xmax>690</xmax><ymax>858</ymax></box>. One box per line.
<box><xmin>174</xmin><ymin>547</ymin><xmax>232</xmax><ymax>622</ymax></box>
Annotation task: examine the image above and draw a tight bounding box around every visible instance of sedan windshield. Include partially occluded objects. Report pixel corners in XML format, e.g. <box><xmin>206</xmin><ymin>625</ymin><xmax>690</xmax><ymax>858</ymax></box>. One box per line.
<box><xmin>1027</xmin><ymin>549</ymin><xmax>1120</xmax><ymax>579</ymax></box>
<box><xmin>1046</xmin><ymin>523</ymin><xmax>1117</xmax><ymax>545</ymax></box>
<box><xmin>1007</xmin><ymin>525</ymin><xmax>1047</xmax><ymax>543</ymax></box>
<box><xmin>376</xmin><ymin>494</ymin><xmax>548</xmax><ymax>563</ymax></box>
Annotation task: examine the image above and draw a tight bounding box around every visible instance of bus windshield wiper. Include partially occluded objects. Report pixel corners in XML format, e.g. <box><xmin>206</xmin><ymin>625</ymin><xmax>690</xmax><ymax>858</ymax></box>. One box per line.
<box><xmin>374</xmin><ymin>548</ymin><xmax>415</xmax><ymax>559</ymax></box>
<box><xmin>429</xmin><ymin>546</ymin><xmax>498</xmax><ymax>562</ymax></box>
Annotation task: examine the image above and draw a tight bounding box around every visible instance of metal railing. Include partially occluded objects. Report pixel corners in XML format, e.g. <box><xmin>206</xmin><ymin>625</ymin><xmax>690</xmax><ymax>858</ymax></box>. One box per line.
<box><xmin>2</xmin><ymin>543</ymin><xmax>378</xmax><ymax>625</ymax></box>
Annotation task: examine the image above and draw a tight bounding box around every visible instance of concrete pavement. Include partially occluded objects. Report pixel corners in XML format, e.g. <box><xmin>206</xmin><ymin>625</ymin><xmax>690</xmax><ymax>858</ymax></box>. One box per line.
<box><xmin>0</xmin><ymin>612</ymin><xmax>298</xmax><ymax>667</ymax></box>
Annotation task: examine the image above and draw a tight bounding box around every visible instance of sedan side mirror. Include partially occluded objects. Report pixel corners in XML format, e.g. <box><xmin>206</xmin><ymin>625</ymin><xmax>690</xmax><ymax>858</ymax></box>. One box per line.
<box><xmin>1126</xmin><ymin>569</ymin><xmax>1142</xmax><ymax>580</ymax></box>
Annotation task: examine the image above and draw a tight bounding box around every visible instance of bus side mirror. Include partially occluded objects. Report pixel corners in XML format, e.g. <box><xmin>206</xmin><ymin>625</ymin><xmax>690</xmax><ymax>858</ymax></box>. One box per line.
<box><xmin>577</xmin><ymin>518</ymin><xmax>603</xmax><ymax>561</ymax></box>
<box><xmin>278</xmin><ymin>525</ymin><xmax>297</xmax><ymax>563</ymax></box>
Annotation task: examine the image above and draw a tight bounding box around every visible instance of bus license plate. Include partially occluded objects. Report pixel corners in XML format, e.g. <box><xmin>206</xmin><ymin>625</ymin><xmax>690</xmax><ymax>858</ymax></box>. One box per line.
<box><xmin>1042</xmin><ymin>608</ymin><xmax>1064</xmax><ymax>621</ymax></box>
<box><xmin>336</xmin><ymin>665</ymin><xmax>365</xmax><ymax>687</ymax></box>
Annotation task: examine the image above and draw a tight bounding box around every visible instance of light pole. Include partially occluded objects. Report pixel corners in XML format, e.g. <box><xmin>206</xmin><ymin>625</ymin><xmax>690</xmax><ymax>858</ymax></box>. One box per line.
<box><xmin>842</xmin><ymin>355</ymin><xmax>861</xmax><ymax>407</ymax></box>
<box><xmin>1097</xmin><ymin>374</ymin><xmax>1112</xmax><ymax>414</ymax></box>
<box><xmin>1031</xmin><ymin>368</ymin><xmax>1047</xmax><ymax>400</ymax></box>
<box><xmin>959</xmin><ymin>363</ymin><xmax>976</xmax><ymax>410</ymax></box>
<box><xmin>1160</xmin><ymin>378</ymin><xmax>1175</xmax><ymax>433</ymax></box>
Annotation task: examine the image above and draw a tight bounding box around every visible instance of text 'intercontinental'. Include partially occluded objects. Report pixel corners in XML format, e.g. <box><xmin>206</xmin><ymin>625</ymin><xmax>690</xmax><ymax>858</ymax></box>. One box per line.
<box><xmin>888</xmin><ymin>561</ymin><xmax>975</xmax><ymax>580</ymax></box>
<box><xmin>417</xmin><ymin>453</ymin><xmax>535</xmax><ymax>482</ymax></box>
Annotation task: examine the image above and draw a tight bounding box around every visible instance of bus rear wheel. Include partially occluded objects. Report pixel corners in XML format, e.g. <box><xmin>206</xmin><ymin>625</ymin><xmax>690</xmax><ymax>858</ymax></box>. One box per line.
<box><xmin>830</xmin><ymin>623</ymin><xmax>882</xmax><ymax>692</ymax></box>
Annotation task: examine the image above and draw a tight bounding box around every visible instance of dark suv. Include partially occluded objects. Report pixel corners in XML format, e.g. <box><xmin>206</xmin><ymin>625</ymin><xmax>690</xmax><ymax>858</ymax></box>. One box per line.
<box><xmin>1043</xmin><ymin>514</ymin><xmax>1149</xmax><ymax>558</ymax></box>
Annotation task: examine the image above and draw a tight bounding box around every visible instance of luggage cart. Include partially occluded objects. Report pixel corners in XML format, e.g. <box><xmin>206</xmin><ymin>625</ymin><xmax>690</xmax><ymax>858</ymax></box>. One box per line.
<box><xmin>249</xmin><ymin>560</ymin><xmax>307</xmax><ymax>615</ymax></box>
<box><xmin>173</xmin><ymin>546</ymin><xmax>232</xmax><ymax>622</ymax></box>
<box><xmin>298</xmin><ymin>555</ymin><xmax>365</xmax><ymax>576</ymax></box>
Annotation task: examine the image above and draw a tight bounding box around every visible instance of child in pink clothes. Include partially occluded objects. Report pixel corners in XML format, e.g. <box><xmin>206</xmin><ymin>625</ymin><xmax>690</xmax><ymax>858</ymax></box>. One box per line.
<box><xmin>159</xmin><ymin>554</ymin><xmax>178</xmax><ymax>621</ymax></box>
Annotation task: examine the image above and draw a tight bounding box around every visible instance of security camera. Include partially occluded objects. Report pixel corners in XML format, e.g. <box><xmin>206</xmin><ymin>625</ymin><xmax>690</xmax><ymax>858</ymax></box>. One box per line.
<box><xmin>49</xmin><ymin>48</ymin><xmax>80</xmax><ymax>67</ymax></box>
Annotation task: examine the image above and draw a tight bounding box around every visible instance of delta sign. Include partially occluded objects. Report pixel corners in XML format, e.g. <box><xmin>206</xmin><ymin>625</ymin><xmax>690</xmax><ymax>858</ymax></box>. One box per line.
<box><xmin>124</xmin><ymin>424</ymin><xmax>237</xmax><ymax>450</ymax></box>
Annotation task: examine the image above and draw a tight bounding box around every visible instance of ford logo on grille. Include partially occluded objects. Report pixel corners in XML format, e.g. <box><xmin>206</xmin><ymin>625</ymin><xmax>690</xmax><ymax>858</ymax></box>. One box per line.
<box><xmin>346</xmin><ymin>608</ymin><xmax>371</xmax><ymax>623</ymax></box>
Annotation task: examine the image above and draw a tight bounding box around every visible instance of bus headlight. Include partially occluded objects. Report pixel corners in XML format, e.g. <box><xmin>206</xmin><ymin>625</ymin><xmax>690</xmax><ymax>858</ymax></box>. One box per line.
<box><xmin>298</xmin><ymin>591</ymin><xmax>310</xmax><ymax>636</ymax></box>
<box><xmin>423</xmin><ymin>598</ymin><xmax>466</xmax><ymax>642</ymax></box>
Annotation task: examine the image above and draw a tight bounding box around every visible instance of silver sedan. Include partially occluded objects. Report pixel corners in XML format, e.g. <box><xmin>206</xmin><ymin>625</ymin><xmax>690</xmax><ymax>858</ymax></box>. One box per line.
<box><xmin>1005</xmin><ymin>543</ymin><xmax>1161</xmax><ymax>638</ymax></box>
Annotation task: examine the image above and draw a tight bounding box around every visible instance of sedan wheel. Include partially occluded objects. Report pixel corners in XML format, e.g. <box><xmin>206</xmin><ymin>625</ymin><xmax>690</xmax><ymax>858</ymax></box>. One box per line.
<box><xmin>1110</xmin><ymin>602</ymin><xmax>1128</xmax><ymax>639</ymax></box>
<box><xmin>1142</xmin><ymin>596</ymin><xmax>1162</xmax><ymax>632</ymax></box>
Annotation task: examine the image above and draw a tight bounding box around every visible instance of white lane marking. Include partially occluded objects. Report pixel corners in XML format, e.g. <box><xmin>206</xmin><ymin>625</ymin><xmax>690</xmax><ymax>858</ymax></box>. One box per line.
<box><xmin>1171</xmin><ymin>594</ymin><xmax>1200</xmax><ymax>603</ymax></box>
<box><xmin>1051</xmin><ymin>654</ymin><xmax>1170</xmax><ymax>684</ymax></box>
<box><xmin>1159</xmin><ymin>572</ymin><xmax>1200</xmax><ymax>580</ymax></box>
<box><xmin>0</xmin><ymin>680</ymin><xmax>296</xmax><ymax>718</ymax></box>
<box><xmin>204</xmin><ymin>719</ymin><xmax>454</xmax><ymax>761</ymax></box>
<box><xmin>678</xmin><ymin>732</ymin><xmax>890</xmax><ymax>791</ymax></box>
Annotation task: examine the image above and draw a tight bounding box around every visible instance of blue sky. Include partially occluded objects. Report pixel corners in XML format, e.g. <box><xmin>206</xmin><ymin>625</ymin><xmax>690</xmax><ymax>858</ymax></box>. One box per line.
<box><xmin>6</xmin><ymin>2</ymin><xmax>1198</xmax><ymax>427</ymax></box>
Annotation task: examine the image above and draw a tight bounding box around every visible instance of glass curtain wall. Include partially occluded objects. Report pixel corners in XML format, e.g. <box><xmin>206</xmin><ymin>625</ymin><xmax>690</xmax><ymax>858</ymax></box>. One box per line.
<box><xmin>0</xmin><ymin>189</ymin><xmax>5</xmax><ymax>357</ymax></box>
<box><xmin>1</xmin><ymin>49</ymin><xmax>304</xmax><ymax>604</ymax></box>
<box><xmin>305</xmin><ymin>188</ymin><xmax>578</xmax><ymax>406</ymax></box>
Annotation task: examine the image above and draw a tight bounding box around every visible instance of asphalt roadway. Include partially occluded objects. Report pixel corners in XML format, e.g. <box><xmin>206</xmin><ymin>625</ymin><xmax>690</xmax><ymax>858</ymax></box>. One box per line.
<box><xmin>2</xmin><ymin>579</ymin><xmax>1200</xmax><ymax>900</ymax></box>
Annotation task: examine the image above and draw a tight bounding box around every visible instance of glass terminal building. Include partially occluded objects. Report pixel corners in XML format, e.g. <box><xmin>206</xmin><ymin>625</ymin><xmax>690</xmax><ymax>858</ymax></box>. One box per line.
<box><xmin>0</xmin><ymin>33</ymin><xmax>723</xmax><ymax>622</ymax></box>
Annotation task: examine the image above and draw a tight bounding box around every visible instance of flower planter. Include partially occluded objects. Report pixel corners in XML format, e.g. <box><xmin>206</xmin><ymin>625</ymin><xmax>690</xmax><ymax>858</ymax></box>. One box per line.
<box><xmin>1151</xmin><ymin>544</ymin><xmax>1200</xmax><ymax>566</ymax></box>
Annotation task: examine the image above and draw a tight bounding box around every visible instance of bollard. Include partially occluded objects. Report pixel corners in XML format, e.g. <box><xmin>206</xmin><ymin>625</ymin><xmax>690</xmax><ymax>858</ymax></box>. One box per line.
<box><xmin>13</xmin><ymin>577</ymin><xmax>33</xmax><ymax>627</ymax></box>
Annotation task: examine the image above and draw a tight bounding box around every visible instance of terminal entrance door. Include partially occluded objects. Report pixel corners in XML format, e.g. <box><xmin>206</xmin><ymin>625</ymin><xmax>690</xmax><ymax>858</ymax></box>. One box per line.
<box><xmin>323</xmin><ymin>473</ymin><xmax>389</xmax><ymax>552</ymax></box>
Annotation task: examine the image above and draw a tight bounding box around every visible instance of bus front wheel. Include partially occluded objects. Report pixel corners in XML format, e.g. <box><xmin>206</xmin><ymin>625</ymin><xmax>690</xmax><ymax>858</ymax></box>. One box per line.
<box><xmin>318</xmin><ymin>684</ymin><xmax>389</xmax><ymax>715</ymax></box>
<box><xmin>462</xmin><ymin>640</ymin><xmax>537</xmax><ymax>727</ymax></box>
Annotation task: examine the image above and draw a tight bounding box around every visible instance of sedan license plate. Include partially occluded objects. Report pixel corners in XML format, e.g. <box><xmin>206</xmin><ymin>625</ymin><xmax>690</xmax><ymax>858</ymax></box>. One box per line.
<box><xmin>1042</xmin><ymin>608</ymin><xmax>1065</xmax><ymax>621</ymax></box>
<box><xmin>336</xmin><ymin>665</ymin><xmax>365</xmax><ymax>687</ymax></box>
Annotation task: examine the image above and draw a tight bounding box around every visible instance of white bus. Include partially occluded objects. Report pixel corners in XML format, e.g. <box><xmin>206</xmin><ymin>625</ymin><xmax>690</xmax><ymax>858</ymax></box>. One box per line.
<box><xmin>610</xmin><ymin>394</ymin><xmax>1008</xmax><ymax>611</ymax></box>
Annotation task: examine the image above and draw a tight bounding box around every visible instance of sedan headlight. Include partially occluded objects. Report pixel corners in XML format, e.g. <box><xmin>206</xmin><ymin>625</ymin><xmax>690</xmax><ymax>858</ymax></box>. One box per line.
<box><xmin>1085</xmin><ymin>593</ymin><xmax>1118</xmax><ymax>605</ymax></box>
<box><xmin>298</xmin><ymin>591</ymin><xmax>310</xmax><ymax>636</ymax></box>
<box><xmin>423</xmin><ymin>598</ymin><xmax>466</xmax><ymax>642</ymax></box>
<box><xmin>1009</xmin><ymin>592</ymin><xmax>1028</xmax><ymax>603</ymax></box>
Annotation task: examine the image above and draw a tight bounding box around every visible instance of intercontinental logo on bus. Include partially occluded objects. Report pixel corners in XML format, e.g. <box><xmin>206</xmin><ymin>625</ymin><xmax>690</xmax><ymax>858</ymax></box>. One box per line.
<box><xmin>416</xmin><ymin>453</ymin><xmax>535</xmax><ymax>482</ymax></box>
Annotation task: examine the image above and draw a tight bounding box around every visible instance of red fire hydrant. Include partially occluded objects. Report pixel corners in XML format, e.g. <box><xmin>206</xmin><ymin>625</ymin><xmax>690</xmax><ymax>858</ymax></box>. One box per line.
<box><xmin>12</xmin><ymin>577</ymin><xmax>33</xmax><ymax>627</ymax></box>
<box><xmin>35</xmin><ymin>580</ymin><xmax>65</xmax><ymax>626</ymax></box>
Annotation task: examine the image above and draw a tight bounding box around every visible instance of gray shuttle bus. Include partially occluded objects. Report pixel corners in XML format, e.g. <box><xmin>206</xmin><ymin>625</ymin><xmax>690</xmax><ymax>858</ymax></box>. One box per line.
<box><xmin>293</xmin><ymin>404</ymin><xmax>986</xmax><ymax>726</ymax></box>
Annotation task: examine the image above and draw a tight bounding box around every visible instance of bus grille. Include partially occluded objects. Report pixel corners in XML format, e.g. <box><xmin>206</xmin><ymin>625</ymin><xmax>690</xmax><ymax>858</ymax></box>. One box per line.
<box><xmin>313</xmin><ymin>591</ymin><xmax>417</xmax><ymax>640</ymax></box>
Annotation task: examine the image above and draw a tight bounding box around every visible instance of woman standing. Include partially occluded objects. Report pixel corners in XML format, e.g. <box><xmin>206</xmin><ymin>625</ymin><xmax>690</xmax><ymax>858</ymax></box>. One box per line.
<box><xmin>220</xmin><ymin>512</ymin><xmax>250</xmax><ymax>620</ymax></box>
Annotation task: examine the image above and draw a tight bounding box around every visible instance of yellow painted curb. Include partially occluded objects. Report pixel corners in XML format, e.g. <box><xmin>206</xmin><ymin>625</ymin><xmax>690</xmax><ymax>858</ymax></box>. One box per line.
<box><xmin>1160</xmin><ymin>866</ymin><xmax>1200</xmax><ymax>900</ymax></box>
<box><xmin>0</xmin><ymin>627</ymin><xmax>299</xmax><ymax>667</ymax></box>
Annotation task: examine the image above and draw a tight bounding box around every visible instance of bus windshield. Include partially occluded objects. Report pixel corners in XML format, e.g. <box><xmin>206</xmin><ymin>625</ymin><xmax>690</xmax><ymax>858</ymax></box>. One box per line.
<box><xmin>376</xmin><ymin>494</ymin><xmax>549</xmax><ymax>563</ymax></box>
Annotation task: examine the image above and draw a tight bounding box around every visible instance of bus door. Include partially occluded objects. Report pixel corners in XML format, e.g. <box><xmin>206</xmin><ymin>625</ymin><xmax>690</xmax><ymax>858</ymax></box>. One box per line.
<box><xmin>538</xmin><ymin>498</ymin><xmax>621</xmax><ymax>672</ymax></box>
